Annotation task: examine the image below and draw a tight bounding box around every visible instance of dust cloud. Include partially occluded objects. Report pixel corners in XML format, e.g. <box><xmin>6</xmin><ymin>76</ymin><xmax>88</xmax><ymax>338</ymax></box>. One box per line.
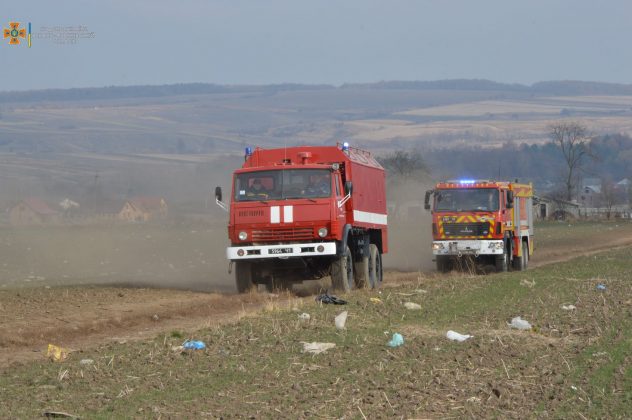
<box><xmin>0</xmin><ymin>154</ymin><xmax>240</xmax><ymax>293</ymax></box>
<box><xmin>381</xmin><ymin>177</ymin><xmax>435</xmax><ymax>273</ymax></box>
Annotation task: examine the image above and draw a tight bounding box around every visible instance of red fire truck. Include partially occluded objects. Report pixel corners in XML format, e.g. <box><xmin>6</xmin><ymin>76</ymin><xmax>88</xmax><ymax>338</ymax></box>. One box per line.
<box><xmin>424</xmin><ymin>180</ymin><xmax>534</xmax><ymax>272</ymax></box>
<box><xmin>216</xmin><ymin>143</ymin><xmax>388</xmax><ymax>292</ymax></box>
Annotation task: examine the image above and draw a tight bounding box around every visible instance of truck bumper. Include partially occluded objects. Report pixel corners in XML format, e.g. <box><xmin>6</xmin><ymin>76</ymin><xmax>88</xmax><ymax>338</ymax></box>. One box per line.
<box><xmin>227</xmin><ymin>242</ymin><xmax>337</xmax><ymax>260</ymax></box>
<box><xmin>432</xmin><ymin>240</ymin><xmax>504</xmax><ymax>256</ymax></box>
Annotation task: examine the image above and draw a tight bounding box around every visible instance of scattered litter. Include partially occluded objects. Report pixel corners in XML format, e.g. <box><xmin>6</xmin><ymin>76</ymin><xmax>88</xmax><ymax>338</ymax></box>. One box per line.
<box><xmin>46</xmin><ymin>344</ymin><xmax>69</xmax><ymax>362</ymax></box>
<box><xmin>182</xmin><ymin>340</ymin><xmax>206</xmax><ymax>350</ymax></box>
<box><xmin>315</xmin><ymin>293</ymin><xmax>347</xmax><ymax>305</ymax></box>
<box><xmin>571</xmin><ymin>385</ymin><xmax>578</xmax><ymax>391</ymax></box>
<box><xmin>520</xmin><ymin>278</ymin><xmax>536</xmax><ymax>288</ymax></box>
<box><xmin>298</xmin><ymin>313</ymin><xmax>311</xmax><ymax>321</ymax></box>
<box><xmin>446</xmin><ymin>330</ymin><xmax>473</xmax><ymax>342</ymax></box>
<box><xmin>302</xmin><ymin>342</ymin><xmax>336</xmax><ymax>354</ymax></box>
<box><xmin>387</xmin><ymin>333</ymin><xmax>404</xmax><ymax>347</ymax></box>
<box><xmin>592</xmin><ymin>351</ymin><xmax>608</xmax><ymax>357</ymax></box>
<box><xmin>79</xmin><ymin>359</ymin><xmax>94</xmax><ymax>366</ymax></box>
<box><xmin>509</xmin><ymin>316</ymin><xmax>532</xmax><ymax>330</ymax></box>
<box><xmin>403</xmin><ymin>302</ymin><xmax>421</xmax><ymax>310</ymax></box>
<box><xmin>370</xmin><ymin>297</ymin><xmax>383</xmax><ymax>304</ymax></box>
<box><xmin>151</xmin><ymin>314</ymin><xmax>159</xmax><ymax>321</ymax></box>
<box><xmin>398</xmin><ymin>289</ymin><xmax>427</xmax><ymax>296</ymax></box>
<box><xmin>561</xmin><ymin>304</ymin><xmax>576</xmax><ymax>311</ymax></box>
<box><xmin>42</xmin><ymin>410</ymin><xmax>80</xmax><ymax>419</ymax></box>
<box><xmin>596</xmin><ymin>283</ymin><xmax>607</xmax><ymax>291</ymax></box>
<box><xmin>466</xmin><ymin>396</ymin><xmax>482</xmax><ymax>404</ymax></box>
<box><xmin>334</xmin><ymin>311</ymin><xmax>348</xmax><ymax>330</ymax></box>
<box><xmin>171</xmin><ymin>345</ymin><xmax>184</xmax><ymax>353</ymax></box>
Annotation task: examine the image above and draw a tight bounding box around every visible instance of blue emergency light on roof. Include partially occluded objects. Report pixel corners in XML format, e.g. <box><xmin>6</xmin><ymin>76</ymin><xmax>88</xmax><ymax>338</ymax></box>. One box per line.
<box><xmin>342</xmin><ymin>142</ymin><xmax>350</xmax><ymax>152</ymax></box>
<box><xmin>459</xmin><ymin>179</ymin><xmax>476</xmax><ymax>184</ymax></box>
<box><xmin>245</xmin><ymin>147</ymin><xmax>252</xmax><ymax>157</ymax></box>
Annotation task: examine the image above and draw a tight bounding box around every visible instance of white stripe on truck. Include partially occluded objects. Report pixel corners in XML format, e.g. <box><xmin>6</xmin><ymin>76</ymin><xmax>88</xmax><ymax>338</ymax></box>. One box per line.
<box><xmin>270</xmin><ymin>206</ymin><xmax>280</xmax><ymax>223</ymax></box>
<box><xmin>353</xmin><ymin>210</ymin><xmax>387</xmax><ymax>225</ymax></box>
<box><xmin>283</xmin><ymin>205</ymin><xmax>293</xmax><ymax>223</ymax></box>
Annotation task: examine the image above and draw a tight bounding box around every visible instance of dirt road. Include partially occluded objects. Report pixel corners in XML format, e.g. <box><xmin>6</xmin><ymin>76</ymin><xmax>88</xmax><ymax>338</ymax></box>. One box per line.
<box><xmin>3</xmin><ymin>224</ymin><xmax>632</xmax><ymax>367</ymax></box>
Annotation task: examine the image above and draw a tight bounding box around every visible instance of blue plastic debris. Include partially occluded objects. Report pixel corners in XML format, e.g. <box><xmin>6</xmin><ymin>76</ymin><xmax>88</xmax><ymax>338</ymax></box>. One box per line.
<box><xmin>596</xmin><ymin>283</ymin><xmax>607</xmax><ymax>291</ymax></box>
<box><xmin>387</xmin><ymin>333</ymin><xmax>404</xmax><ymax>347</ymax></box>
<box><xmin>183</xmin><ymin>340</ymin><xmax>206</xmax><ymax>350</ymax></box>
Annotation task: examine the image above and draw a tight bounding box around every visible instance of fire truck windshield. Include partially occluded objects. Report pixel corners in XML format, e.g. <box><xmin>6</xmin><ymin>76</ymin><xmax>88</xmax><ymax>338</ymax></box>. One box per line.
<box><xmin>234</xmin><ymin>169</ymin><xmax>332</xmax><ymax>202</ymax></box>
<box><xmin>434</xmin><ymin>188</ymin><xmax>499</xmax><ymax>212</ymax></box>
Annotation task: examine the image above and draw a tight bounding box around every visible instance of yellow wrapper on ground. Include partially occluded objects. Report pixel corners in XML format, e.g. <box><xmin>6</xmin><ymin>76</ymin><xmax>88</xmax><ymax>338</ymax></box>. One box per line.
<box><xmin>47</xmin><ymin>344</ymin><xmax>69</xmax><ymax>362</ymax></box>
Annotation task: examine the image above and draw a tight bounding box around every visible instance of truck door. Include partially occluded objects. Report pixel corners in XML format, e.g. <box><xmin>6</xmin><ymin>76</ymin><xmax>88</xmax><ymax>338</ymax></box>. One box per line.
<box><xmin>334</xmin><ymin>172</ymin><xmax>346</xmax><ymax>226</ymax></box>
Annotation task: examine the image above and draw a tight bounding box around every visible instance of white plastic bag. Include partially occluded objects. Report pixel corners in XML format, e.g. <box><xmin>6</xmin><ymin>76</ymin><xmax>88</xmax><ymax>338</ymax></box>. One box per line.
<box><xmin>446</xmin><ymin>330</ymin><xmax>473</xmax><ymax>342</ymax></box>
<box><xmin>335</xmin><ymin>311</ymin><xmax>348</xmax><ymax>330</ymax></box>
<box><xmin>509</xmin><ymin>316</ymin><xmax>532</xmax><ymax>330</ymax></box>
<box><xmin>301</xmin><ymin>342</ymin><xmax>336</xmax><ymax>354</ymax></box>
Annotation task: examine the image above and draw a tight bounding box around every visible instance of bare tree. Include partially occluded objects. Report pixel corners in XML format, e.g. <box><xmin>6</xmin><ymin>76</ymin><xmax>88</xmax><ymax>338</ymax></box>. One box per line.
<box><xmin>600</xmin><ymin>177</ymin><xmax>619</xmax><ymax>220</ymax></box>
<box><xmin>549</xmin><ymin>122</ymin><xmax>591</xmax><ymax>201</ymax></box>
<box><xmin>378</xmin><ymin>150</ymin><xmax>427</xmax><ymax>178</ymax></box>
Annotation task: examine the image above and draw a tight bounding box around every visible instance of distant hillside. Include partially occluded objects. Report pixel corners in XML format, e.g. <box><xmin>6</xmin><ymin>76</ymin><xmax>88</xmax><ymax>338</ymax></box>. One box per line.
<box><xmin>0</xmin><ymin>83</ymin><xmax>334</xmax><ymax>104</ymax></box>
<box><xmin>2</xmin><ymin>79</ymin><xmax>632</xmax><ymax>104</ymax></box>
<box><xmin>342</xmin><ymin>79</ymin><xmax>530</xmax><ymax>92</ymax></box>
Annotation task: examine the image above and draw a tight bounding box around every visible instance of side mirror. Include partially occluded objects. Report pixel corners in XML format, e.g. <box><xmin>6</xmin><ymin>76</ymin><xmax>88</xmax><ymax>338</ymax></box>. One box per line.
<box><xmin>344</xmin><ymin>181</ymin><xmax>353</xmax><ymax>196</ymax></box>
<box><xmin>424</xmin><ymin>190</ymin><xmax>433</xmax><ymax>210</ymax></box>
<box><xmin>215</xmin><ymin>186</ymin><xmax>222</xmax><ymax>202</ymax></box>
<box><xmin>506</xmin><ymin>191</ymin><xmax>514</xmax><ymax>208</ymax></box>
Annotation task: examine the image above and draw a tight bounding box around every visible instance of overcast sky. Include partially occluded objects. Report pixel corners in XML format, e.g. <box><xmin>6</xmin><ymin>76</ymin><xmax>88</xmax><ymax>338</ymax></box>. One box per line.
<box><xmin>1</xmin><ymin>0</ymin><xmax>631</xmax><ymax>91</ymax></box>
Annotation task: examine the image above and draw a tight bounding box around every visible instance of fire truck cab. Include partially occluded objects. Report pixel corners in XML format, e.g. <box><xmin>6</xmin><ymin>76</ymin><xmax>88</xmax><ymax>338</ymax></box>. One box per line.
<box><xmin>425</xmin><ymin>180</ymin><xmax>534</xmax><ymax>272</ymax></box>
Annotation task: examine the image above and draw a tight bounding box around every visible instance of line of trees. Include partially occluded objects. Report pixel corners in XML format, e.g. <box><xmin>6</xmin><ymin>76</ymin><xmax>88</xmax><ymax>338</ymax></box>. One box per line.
<box><xmin>380</xmin><ymin>126</ymin><xmax>632</xmax><ymax>206</ymax></box>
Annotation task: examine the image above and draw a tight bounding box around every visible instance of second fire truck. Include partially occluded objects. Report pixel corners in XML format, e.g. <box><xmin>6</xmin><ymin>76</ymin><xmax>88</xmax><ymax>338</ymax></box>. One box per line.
<box><xmin>425</xmin><ymin>180</ymin><xmax>534</xmax><ymax>272</ymax></box>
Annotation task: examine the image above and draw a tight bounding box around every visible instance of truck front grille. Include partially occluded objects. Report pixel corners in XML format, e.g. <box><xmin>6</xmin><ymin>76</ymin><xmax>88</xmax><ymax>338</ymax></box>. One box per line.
<box><xmin>442</xmin><ymin>222</ymin><xmax>490</xmax><ymax>237</ymax></box>
<box><xmin>252</xmin><ymin>227</ymin><xmax>313</xmax><ymax>242</ymax></box>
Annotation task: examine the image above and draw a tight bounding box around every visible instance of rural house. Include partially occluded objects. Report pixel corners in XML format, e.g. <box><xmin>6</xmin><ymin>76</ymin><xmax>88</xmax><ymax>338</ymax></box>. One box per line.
<box><xmin>9</xmin><ymin>198</ymin><xmax>60</xmax><ymax>226</ymax></box>
<box><xmin>118</xmin><ymin>196</ymin><xmax>168</xmax><ymax>222</ymax></box>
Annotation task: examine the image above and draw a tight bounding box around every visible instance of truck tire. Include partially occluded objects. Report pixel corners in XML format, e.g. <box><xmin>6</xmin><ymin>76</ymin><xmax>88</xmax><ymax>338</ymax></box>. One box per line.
<box><xmin>331</xmin><ymin>245</ymin><xmax>354</xmax><ymax>292</ymax></box>
<box><xmin>495</xmin><ymin>241</ymin><xmax>510</xmax><ymax>272</ymax></box>
<box><xmin>235</xmin><ymin>261</ymin><xmax>255</xmax><ymax>293</ymax></box>
<box><xmin>522</xmin><ymin>240</ymin><xmax>529</xmax><ymax>270</ymax></box>
<box><xmin>368</xmin><ymin>244</ymin><xmax>383</xmax><ymax>289</ymax></box>
<box><xmin>436</xmin><ymin>255</ymin><xmax>450</xmax><ymax>273</ymax></box>
<box><xmin>354</xmin><ymin>252</ymin><xmax>370</xmax><ymax>288</ymax></box>
<box><xmin>512</xmin><ymin>241</ymin><xmax>523</xmax><ymax>271</ymax></box>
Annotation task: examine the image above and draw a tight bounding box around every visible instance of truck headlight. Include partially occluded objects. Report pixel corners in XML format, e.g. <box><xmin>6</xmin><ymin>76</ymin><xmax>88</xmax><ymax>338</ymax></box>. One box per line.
<box><xmin>238</xmin><ymin>231</ymin><xmax>248</xmax><ymax>241</ymax></box>
<box><xmin>432</xmin><ymin>242</ymin><xmax>444</xmax><ymax>251</ymax></box>
<box><xmin>488</xmin><ymin>242</ymin><xmax>504</xmax><ymax>250</ymax></box>
<box><xmin>318</xmin><ymin>227</ymin><xmax>328</xmax><ymax>238</ymax></box>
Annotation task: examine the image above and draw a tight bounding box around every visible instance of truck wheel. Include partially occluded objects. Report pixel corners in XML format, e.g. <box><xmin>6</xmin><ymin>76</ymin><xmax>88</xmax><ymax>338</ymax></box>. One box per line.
<box><xmin>522</xmin><ymin>240</ymin><xmax>529</xmax><ymax>270</ymax></box>
<box><xmin>512</xmin><ymin>241</ymin><xmax>524</xmax><ymax>271</ymax></box>
<box><xmin>235</xmin><ymin>261</ymin><xmax>255</xmax><ymax>293</ymax></box>
<box><xmin>354</xmin><ymin>252</ymin><xmax>370</xmax><ymax>288</ymax></box>
<box><xmin>495</xmin><ymin>241</ymin><xmax>510</xmax><ymax>272</ymax></box>
<box><xmin>436</xmin><ymin>255</ymin><xmax>450</xmax><ymax>273</ymax></box>
<box><xmin>368</xmin><ymin>244</ymin><xmax>382</xmax><ymax>289</ymax></box>
<box><xmin>331</xmin><ymin>245</ymin><xmax>354</xmax><ymax>292</ymax></box>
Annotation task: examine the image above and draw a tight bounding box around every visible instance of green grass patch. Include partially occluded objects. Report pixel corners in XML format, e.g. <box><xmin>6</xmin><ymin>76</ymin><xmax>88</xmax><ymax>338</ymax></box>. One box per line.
<box><xmin>2</xmin><ymin>246</ymin><xmax>632</xmax><ymax>417</ymax></box>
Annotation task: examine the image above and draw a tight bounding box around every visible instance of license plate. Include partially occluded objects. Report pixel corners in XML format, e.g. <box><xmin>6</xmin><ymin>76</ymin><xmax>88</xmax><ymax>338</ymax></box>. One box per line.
<box><xmin>268</xmin><ymin>247</ymin><xmax>292</xmax><ymax>255</ymax></box>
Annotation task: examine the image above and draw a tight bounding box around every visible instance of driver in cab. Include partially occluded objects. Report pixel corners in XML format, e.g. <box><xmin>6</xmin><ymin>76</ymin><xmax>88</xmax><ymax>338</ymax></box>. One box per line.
<box><xmin>303</xmin><ymin>175</ymin><xmax>331</xmax><ymax>197</ymax></box>
<box><xmin>247</xmin><ymin>178</ymin><xmax>269</xmax><ymax>198</ymax></box>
